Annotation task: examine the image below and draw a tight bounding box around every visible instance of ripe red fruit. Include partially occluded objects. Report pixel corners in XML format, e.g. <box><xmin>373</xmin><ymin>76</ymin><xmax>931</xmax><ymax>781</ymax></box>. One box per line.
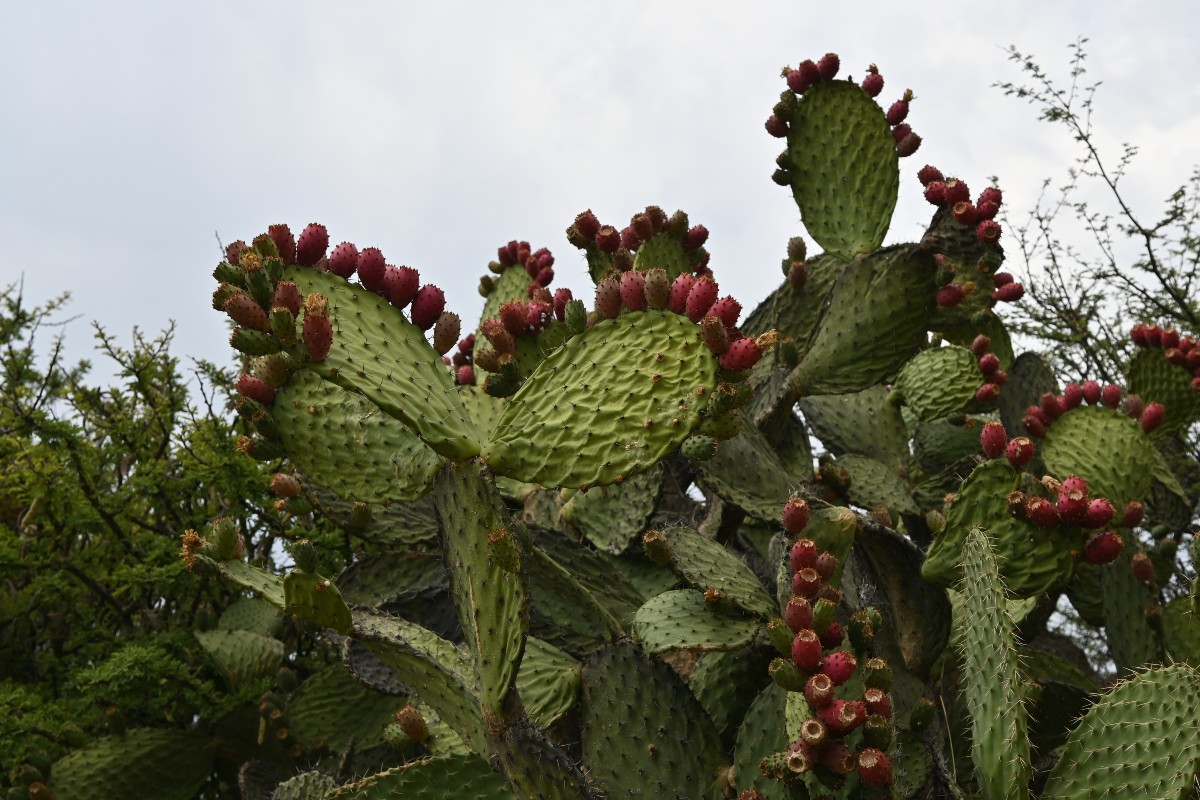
<box><xmin>719</xmin><ymin>338</ymin><xmax>762</xmax><ymax>371</ymax></box>
<box><xmin>765</xmin><ymin>115</ymin><xmax>788</xmax><ymax>137</ymax></box>
<box><xmin>296</xmin><ymin>223</ymin><xmax>330</xmax><ymax>266</ymax></box>
<box><xmin>1162</xmin><ymin>328</ymin><xmax>1181</xmax><ymax>349</ymax></box>
<box><xmin>791</xmin><ymin>630</ymin><xmax>823</xmax><ymax>673</ymax></box>
<box><xmin>817</xmin><ymin>699</ymin><xmax>867</xmax><ymax>736</ymax></box>
<box><xmin>858</xmin><ymin>748</ymin><xmax>893</xmax><ymax>787</ymax></box>
<box><xmin>1006</xmin><ymin>436</ymin><xmax>1035</xmax><ymax>468</ymax></box>
<box><xmin>923</xmin><ymin>181</ymin><xmax>947</xmax><ymax>205</ymax></box>
<box><xmin>976</xmin><ymin>219</ymin><xmax>1002</xmax><ymax>244</ymax></box>
<box><xmin>791</xmin><ymin>567</ymin><xmax>822</xmax><ymax>599</ymax></box>
<box><xmin>993</xmin><ymin>282</ymin><xmax>1025</xmax><ymax>302</ymax></box>
<box><xmin>224</xmin><ymin>292</ymin><xmax>270</xmax><ymax>332</ymax></box>
<box><xmin>975</xmin><ymin>383</ymin><xmax>1002</xmax><ymax>403</ymax></box>
<box><xmin>1123</xmin><ymin>394</ymin><xmax>1146</xmax><ymax>419</ymax></box>
<box><xmin>667</xmin><ymin>273</ymin><xmax>697</xmax><ymax>314</ymax></box>
<box><xmin>385</xmin><ymin>266</ymin><xmax>421</xmax><ymax>309</ymax></box>
<box><xmin>328</xmin><ymin>242</ymin><xmax>359</xmax><ymax>278</ymax></box>
<box><xmin>1081</xmin><ymin>380</ymin><xmax>1102</xmax><ymax>405</ymax></box>
<box><xmin>1131</xmin><ymin>552</ymin><xmax>1156</xmax><ymax>585</ymax></box>
<box><xmin>553</xmin><ymin>287</ymin><xmax>573</xmax><ymax>321</ymax></box>
<box><xmin>573</xmin><ymin>210</ymin><xmax>601</xmax><ymax>241</ymax></box>
<box><xmin>594</xmin><ymin>225</ymin><xmax>621</xmax><ymax>253</ymax></box>
<box><xmin>456</xmin><ymin>365</ymin><xmax>475</xmax><ymax>385</ymax></box>
<box><xmin>917</xmin><ymin>165</ymin><xmax>943</xmax><ymax>186</ymax></box>
<box><xmin>814</xmin><ymin>552</ymin><xmax>839</xmax><ymax>581</ymax></box>
<box><xmin>784</xmin><ymin>499</ymin><xmax>811</xmax><ymax>536</ymax></box>
<box><xmin>820</xmin><ymin>742</ymin><xmax>856</xmax><ymax>775</ymax></box>
<box><xmin>818</xmin><ymin>621</ymin><xmax>844</xmax><ymax>649</ymax></box>
<box><xmin>302</xmin><ymin>295</ymin><xmax>333</xmax><ymax>362</ymax></box>
<box><xmin>1057</xmin><ymin>487</ymin><xmax>1089</xmax><ymax>525</ymax></box>
<box><xmin>236</xmin><ymin>374</ymin><xmax>276</xmax><ymax>405</ymax></box>
<box><xmin>1146</xmin><ymin>325</ymin><xmax>1163</xmax><ymax>347</ymax></box>
<box><xmin>980</xmin><ymin>421</ymin><xmax>1007</xmax><ymax>458</ymax></box>
<box><xmin>1101</xmin><ymin>384</ymin><xmax>1123</xmax><ymax>409</ymax></box>
<box><xmin>273</xmin><ymin>281</ymin><xmax>302</xmax><ymax>316</ymax></box>
<box><xmin>971</xmin><ymin>334</ymin><xmax>992</xmax><ymax>357</ymax></box>
<box><xmin>1025</xmin><ymin>497</ymin><xmax>1060</xmax><ymax>528</ymax></box>
<box><xmin>619</xmin><ymin>270</ymin><xmax>648</xmax><ymax>311</ymax></box>
<box><xmin>1083</xmin><ymin>497</ymin><xmax>1115</xmax><ymax>529</ymax></box>
<box><xmin>1040</xmin><ymin>393</ymin><xmax>1063</xmax><ymax>421</ymax></box>
<box><xmin>804</xmin><ymin>673</ymin><xmax>835</xmax><ymax>708</ymax></box>
<box><xmin>784</xmin><ymin>596</ymin><xmax>815</xmax><ymax>632</ymax></box>
<box><xmin>595</xmin><ymin>277</ymin><xmax>622</xmax><ymax>320</ymax></box>
<box><xmin>816</xmin><ymin>53</ymin><xmax>840</xmax><ymax>81</ymax></box>
<box><xmin>268</xmin><ymin>224</ymin><xmax>297</xmax><ymax>264</ymax></box>
<box><xmin>1121</xmin><ymin>500</ymin><xmax>1145</xmax><ymax>528</ymax></box>
<box><xmin>1062</xmin><ymin>383</ymin><xmax>1084</xmax><ymax>410</ymax></box>
<box><xmin>977</xmin><ymin>186</ymin><xmax>1003</xmax><ymax>208</ymax></box>
<box><xmin>409</xmin><ymin>285</ymin><xmax>445</xmax><ymax>330</ymax></box>
<box><xmin>1023</xmin><ymin>408</ymin><xmax>1048</xmax><ymax>438</ymax></box>
<box><xmin>357</xmin><ymin>247</ymin><xmax>387</xmax><ymax>294</ymax></box>
<box><xmin>1083</xmin><ymin>530</ymin><xmax>1124</xmax><ymax>564</ymax></box>
<box><xmin>1141</xmin><ymin>402</ymin><xmax>1165</xmax><ymax>433</ymax></box>
<box><xmin>976</xmin><ymin>199</ymin><xmax>1001</xmax><ymax>220</ymax></box>
<box><xmin>993</xmin><ymin>272</ymin><xmax>1014</xmax><ymax>288</ymax></box>
<box><xmin>863</xmin><ymin>688</ymin><xmax>893</xmax><ymax>718</ymax></box>
<box><xmin>620</xmin><ymin>225</ymin><xmax>639</xmax><ymax>251</ymax></box>
<box><xmin>683</xmin><ymin>224</ymin><xmax>709</xmax><ymax>251</ymax></box>
<box><xmin>708</xmin><ymin>296</ymin><xmax>742</xmax><ymax>328</ymax></box>
<box><xmin>886</xmin><ymin>99</ymin><xmax>909</xmax><ymax>126</ymax></box>
<box><xmin>942</xmin><ymin>179</ymin><xmax>971</xmax><ymax>205</ymax></box>
<box><xmin>952</xmin><ymin>201</ymin><xmax>979</xmax><ymax>226</ymax></box>
<box><xmin>978</xmin><ymin>353</ymin><xmax>1001</xmax><ymax>376</ymax></box>
<box><xmin>861</xmin><ymin>70</ymin><xmax>884</xmax><ymax>97</ymax></box>
<box><xmin>685</xmin><ymin>277</ymin><xmax>720</xmax><ymax>322</ymax></box>
<box><xmin>819</xmin><ymin>651</ymin><xmax>857</xmax><ymax>686</ymax></box>
<box><xmin>936</xmin><ymin>284</ymin><xmax>965</xmax><ymax>308</ymax></box>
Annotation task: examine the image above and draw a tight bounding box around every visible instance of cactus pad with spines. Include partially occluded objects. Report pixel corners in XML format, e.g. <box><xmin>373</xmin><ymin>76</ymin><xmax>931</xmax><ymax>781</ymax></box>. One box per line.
<box><xmin>1100</xmin><ymin>543</ymin><xmax>1163</xmax><ymax>670</ymax></box>
<box><xmin>696</xmin><ymin>419</ymin><xmax>802</xmax><ymax>523</ymax></box>
<box><xmin>998</xmin><ymin>352</ymin><xmax>1058</xmax><ymax>436</ymax></box>
<box><xmin>283</xmin><ymin>569</ymin><xmax>353</xmax><ymax>634</ymax></box>
<box><xmin>632</xmin><ymin>232</ymin><xmax>695</xmax><ymax>279</ymax></box>
<box><xmin>838</xmin><ymin>452</ymin><xmax>920</xmax><ymax>517</ymax></box>
<box><xmin>799</xmin><ymin>384</ymin><xmax>909</xmax><ymax>468</ymax></box>
<box><xmin>286</xmin><ymin>664</ymin><xmax>403</xmax><ymax>753</ymax></box>
<box><xmin>561</xmin><ymin>464</ymin><xmax>663</xmax><ymax>553</ymax></box>
<box><xmin>893</xmin><ymin>345</ymin><xmax>984</xmax><ymax>420</ymax></box>
<box><xmin>194</xmin><ymin>629</ymin><xmax>284</xmax><ymax>690</ymax></box>
<box><xmin>656</xmin><ymin>527</ymin><xmax>777</xmax><ymax>618</ymax></box>
<box><xmin>273</xmin><ymin>370</ymin><xmax>442</xmax><ymax>503</ymax></box>
<box><xmin>782</xmin><ymin>78</ymin><xmax>899</xmax><ymax>259</ymax></box>
<box><xmin>217</xmin><ymin>596</ymin><xmax>282</xmax><ymax>636</ymax></box>
<box><xmin>327</xmin><ymin>755</ymin><xmax>516</xmax><ymax>799</ymax></box>
<box><xmin>1040</xmin><ymin>406</ymin><xmax>1157</xmax><ymax>508</ymax></box>
<box><xmin>524</xmin><ymin>542</ymin><xmax>623</xmax><ymax>655</ymax></box>
<box><xmin>291</xmin><ymin>266</ymin><xmax>479</xmax><ymax>460</ymax></box>
<box><xmin>49</xmin><ymin>729</ymin><xmax>214</xmax><ymax>800</ymax></box>
<box><xmin>1126</xmin><ymin>346</ymin><xmax>1200</xmax><ymax>436</ymax></box>
<box><xmin>515</xmin><ymin>637</ymin><xmax>580</xmax><ymax>728</ymax></box>
<box><xmin>481</xmin><ymin>310</ymin><xmax>716</xmax><ymax>488</ymax></box>
<box><xmin>632</xmin><ymin>589</ymin><xmax>761</xmax><ymax>654</ymax></box>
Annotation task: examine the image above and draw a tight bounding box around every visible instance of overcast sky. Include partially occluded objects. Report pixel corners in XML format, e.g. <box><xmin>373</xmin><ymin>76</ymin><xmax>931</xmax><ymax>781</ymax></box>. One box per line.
<box><xmin>3</xmin><ymin>2</ymin><xmax>1197</xmax><ymax>385</ymax></box>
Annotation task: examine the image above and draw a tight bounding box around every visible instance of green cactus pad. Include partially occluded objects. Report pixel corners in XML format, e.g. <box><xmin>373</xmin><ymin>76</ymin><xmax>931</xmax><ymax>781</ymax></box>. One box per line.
<box><xmin>1040</xmin><ymin>406</ymin><xmax>1157</xmax><ymax>508</ymax></box>
<box><xmin>893</xmin><ymin>345</ymin><xmax>984</xmax><ymax>421</ymax></box>
<box><xmin>515</xmin><ymin>637</ymin><xmax>580</xmax><ymax>728</ymax></box>
<box><xmin>473</xmin><ymin>262</ymin><xmax>536</xmax><ymax>368</ymax></box>
<box><xmin>492</xmin><ymin>720</ymin><xmax>606</xmax><ymax>799</ymax></box>
<box><xmin>1040</xmin><ymin>663</ymin><xmax>1200</xmax><ymax>799</ymax></box>
<box><xmin>892</xmin><ymin>731</ymin><xmax>934</xmax><ymax>799</ymax></box>
<box><xmin>328</xmin><ymin>755</ymin><xmax>515</xmax><ymax>800</ymax></box>
<box><xmin>913</xmin><ymin>416</ymin><xmax>987</xmax><ymax>476</ymax></box>
<box><xmin>432</xmin><ymin>460</ymin><xmax>527</xmax><ymax>716</ymax></box>
<box><xmin>804</xmin><ymin>506</ymin><xmax>858</xmax><ymax>583</ymax></box>
<box><xmin>742</xmin><ymin>253</ymin><xmax>845</xmax><ymax>353</ymax></box>
<box><xmin>49</xmin><ymin>729</ymin><xmax>214</xmax><ymax>800</ymax></box>
<box><xmin>998</xmin><ymin>352</ymin><xmax>1058</xmax><ymax>438</ymax></box>
<box><xmin>288</xmin><ymin>665</ymin><xmax>402</xmax><ymax>752</ymax></box>
<box><xmin>658</xmin><ymin>527</ymin><xmax>776</xmax><ymax>618</ymax></box>
<box><xmin>632</xmin><ymin>232</ymin><xmax>693</xmax><ymax>279</ymax></box>
<box><xmin>923</xmin><ymin>459</ymin><xmax>1076</xmax><ymax>598</ymax></box>
<box><xmin>1020</xmin><ymin>648</ymin><xmax>1098</xmax><ymax>756</ymax></box>
<box><xmin>1163</xmin><ymin>597</ymin><xmax>1200</xmax><ymax>665</ymax></box>
<box><xmin>1100</xmin><ymin>543</ymin><xmax>1163</xmax><ymax>671</ymax></box>
<box><xmin>791</xmin><ymin>245</ymin><xmax>937</xmax><ymax>396</ymax></box>
<box><xmin>210</xmin><ymin>558</ymin><xmax>286</xmax><ymax>609</ymax></box>
<box><xmin>284</xmin><ymin>570</ymin><xmax>353</xmax><ymax>634</ymax></box>
<box><xmin>687</xmin><ymin>648</ymin><xmax>769</xmax><ymax>743</ymax></box>
<box><xmin>336</xmin><ymin>551</ymin><xmax>445</xmax><ymax>608</ymax></box>
<box><xmin>308</xmin><ymin>488</ymin><xmax>440</xmax><ymax>549</ymax></box>
<box><xmin>632</xmin><ymin>589</ymin><xmax>760</xmax><ymax>654</ymax></box>
<box><xmin>955</xmin><ymin>528</ymin><xmax>1031</xmax><ymax>800</ymax></box>
<box><xmin>1126</xmin><ymin>347</ymin><xmax>1200</xmax><ymax>436</ymax></box>
<box><xmin>218</xmin><ymin>596</ymin><xmax>281</xmax><ymax>636</ymax></box>
<box><xmin>195</xmin><ymin>629</ymin><xmax>284</xmax><ymax>690</ymax></box>
<box><xmin>562</xmin><ymin>464</ymin><xmax>663</xmax><ymax>553</ymax></box>
<box><xmin>273</xmin><ymin>369</ymin><xmax>441</xmax><ymax>503</ymax></box>
<box><xmin>783</xmin><ymin>79</ymin><xmax>899</xmax><ymax>259</ymax></box>
<box><xmin>839</xmin><ymin>453</ymin><xmax>920</xmax><ymax>517</ymax></box>
<box><xmin>525</xmin><ymin>542</ymin><xmax>622</xmax><ymax>656</ymax></box>
<box><xmin>271</xmin><ymin>771</ymin><xmax>337</xmax><ymax>800</ymax></box>
<box><xmin>352</xmin><ymin>610</ymin><xmax>486</xmax><ymax>755</ymax></box>
<box><xmin>481</xmin><ymin>310</ymin><xmax>716</xmax><ymax>488</ymax></box>
<box><xmin>580</xmin><ymin>642</ymin><xmax>724</xmax><ymax>800</ymax></box>
<box><xmin>529</xmin><ymin>528</ymin><xmax>646</xmax><ymax>626</ymax></box>
<box><xmin>291</xmin><ymin>266</ymin><xmax>479</xmax><ymax>460</ymax></box>
<box><xmin>799</xmin><ymin>384</ymin><xmax>909</xmax><ymax>468</ymax></box>
<box><xmin>457</xmin><ymin>385</ymin><xmax>508</xmax><ymax>442</ymax></box>
<box><xmin>731</xmin><ymin>683</ymin><xmax>802</xmax><ymax>800</ymax></box>
<box><xmin>696</xmin><ymin>419</ymin><xmax>801</xmax><ymax>523</ymax></box>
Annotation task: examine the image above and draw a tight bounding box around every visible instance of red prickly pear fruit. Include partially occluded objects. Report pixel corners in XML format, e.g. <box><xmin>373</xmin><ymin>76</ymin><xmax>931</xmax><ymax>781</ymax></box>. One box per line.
<box><xmin>456</xmin><ymin>365</ymin><xmax>475</xmax><ymax>385</ymax></box>
<box><xmin>791</xmin><ymin>629</ymin><xmax>822</xmax><ymax>673</ymax></box>
<box><xmin>819</xmin><ymin>651</ymin><xmax>857</xmax><ymax>686</ymax></box>
<box><xmin>630</xmin><ymin>213</ymin><xmax>654</xmax><ymax>243</ymax></box>
<box><xmin>619</xmin><ymin>225</ymin><xmax>639</xmax><ymax>251</ymax></box>
<box><xmin>1062</xmin><ymin>382</ymin><xmax>1084</xmax><ymax>410</ymax></box>
<box><xmin>1123</xmin><ymin>393</ymin><xmax>1145</xmax><ymax>419</ymax></box>
<box><xmin>357</xmin><ymin>247</ymin><xmax>387</xmax><ymax>294</ymax></box>
<box><xmin>858</xmin><ymin>748</ymin><xmax>893</xmax><ymax>787</ymax></box>
<box><xmin>992</xmin><ymin>368</ymin><xmax>1009</xmax><ymax>386</ymax></box>
<box><xmin>700</xmin><ymin>316</ymin><xmax>729</xmax><ymax>355</ymax></box>
<box><xmin>765</xmin><ymin>114</ymin><xmax>788</xmax><ymax>137</ymax></box>
<box><xmin>1130</xmin><ymin>323</ymin><xmax>1149</xmax><ymax>347</ymax></box>
<box><xmin>896</xmin><ymin>131</ymin><xmax>922</xmax><ymax>157</ymax></box>
<box><xmin>525</xmin><ymin>301</ymin><xmax>552</xmax><ymax>333</ymax></box>
<box><xmin>1057</xmin><ymin>487</ymin><xmax>1089</xmax><ymax>525</ymax></box>
<box><xmin>1145</xmin><ymin>325</ymin><xmax>1163</xmax><ymax>347</ymax></box>
<box><xmin>328</xmin><ymin>242</ymin><xmax>359</xmax><ymax>278</ymax></box>
<box><xmin>1120</xmin><ymin>500</ymin><xmax>1144</xmax><ymax>528</ymax></box>
<box><xmin>237</xmin><ymin>374</ymin><xmax>276</xmax><ymax>405</ymax></box>
<box><xmin>924</xmin><ymin>181</ymin><xmax>947</xmax><ymax>205</ymax></box>
<box><xmin>861</xmin><ymin>67</ymin><xmax>884</xmax><ymax>97</ymax></box>
<box><xmin>594</xmin><ymin>225</ymin><xmax>621</xmax><ymax>253</ymax></box>
<box><xmin>224</xmin><ymin>291</ymin><xmax>271</xmax><ymax>332</ymax></box>
<box><xmin>1040</xmin><ymin>393</ymin><xmax>1063</xmax><ymax>421</ymax></box>
<box><xmin>886</xmin><ymin>99</ymin><xmax>909</xmax><ymax>126</ymax></box>
<box><xmin>1081</xmin><ymin>380</ymin><xmax>1102</xmax><ymax>404</ymax></box>
<box><xmin>1083</xmin><ymin>530</ymin><xmax>1124</xmax><ymax>564</ymax></box>
<box><xmin>595</xmin><ymin>276</ymin><xmax>622</xmax><ymax>319</ymax></box>
<box><xmin>980</xmin><ymin>421</ymin><xmax>1007</xmax><ymax>458</ymax></box>
<box><xmin>1083</xmin><ymin>497</ymin><xmax>1115</xmax><ymax>528</ymax></box>
<box><xmin>303</xmin><ymin>293</ymin><xmax>333</xmax><ymax>362</ymax></box>
<box><xmin>814</xmin><ymin>552</ymin><xmax>839</xmax><ymax>581</ymax></box>
<box><xmin>274</xmin><ymin>281</ymin><xmax>303</xmax><ymax>316</ymax></box>
<box><xmin>863</xmin><ymin>688</ymin><xmax>893</xmax><ymax>718</ymax></box>
<box><xmin>1101</xmin><ymin>384</ymin><xmax>1123</xmax><ymax>408</ymax></box>
<box><xmin>978</xmin><ymin>353</ymin><xmax>1001</xmax><ymax>376</ymax></box>
<box><xmin>978</xmin><ymin>186</ymin><xmax>1003</xmax><ymax>207</ymax></box>
<box><xmin>643</xmin><ymin>268</ymin><xmax>670</xmax><ymax>310</ymax></box>
<box><xmin>993</xmin><ymin>272</ymin><xmax>1014</xmax><ymax>288</ymax></box>
<box><xmin>553</xmin><ymin>287</ymin><xmax>573</xmax><ymax>321</ymax></box>
<box><xmin>1025</xmin><ymin>497</ymin><xmax>1060</xmax><ymax>528</ymax></box>
<box><xmin>708</xmin><ymin>296</ymin><xmax>742</xmax><ymax>328</ymax></box>
<box><xmin>942</xmin><ymin>179</ymin><xmax>971</xmax><ymax>205</ymax></box>
<box><xmin>784</xmin><ymin>596</ymin><xmax>815</xmax><ymax>632</ymax></box>
<box><xmin>385</xmin><ymin>265</ymin><xmax>421</xmax><ymax>309</ymax></box>
<box><xmin>937</xmin><ymin>284</ymin><xmax>966</xmax><ymax>308</ymax></box>
<box><xmin>891</xmin><ymin>123</ymin><xmax>912</xmax><ymax>144</ymax></box>
<box><xmin>816</xmin><ymin>52</ymin><xmax>839</xmax><ymax>81</ymax></box>
<box><xmin>619</xmin><ymin>270</ymin><xmax>648</xmax><ymax>311</ymax></box>
<box><xmin>573</xmin><ymin>210</ymin><xmax>601</xmax><ymax>241</ymax></box>
<box><xmin>1061</xmin><ymin>475</ymin><xmax>1088</xmax><ymax>495</ymax></box>
<box><xmin>1165</xmin><ymin>347</ymin><xmax>1186</xmax><ymax>366</ymax></box>
<box><xmin>1141</xmin><ymin>402</ymin><xmax>1165</xmax><ymax>433</ymax></box>
<box><xmin>432</xmin><ymin>312</ymin><xmax>461</xmax><ymax>356</ymax></box>
<box><xmin>818</xmin><ymin>699</ymin><xmax>867</xmax><ymax>737</ymax></box>
<box><xmin>952</xmin><ymin>201</ymin><xmax>979</xmax><ymax>226</ymax></box>
<box><xmin>789</xmin><ymin>534</ymin><xmax>817</xmax><ymax>567</ymax></box>
<box><xmin>535</xmin><ymin>266</ymin><xmax>554</xmax><ymax>286</ymax></box>
<box><xmin>804</xmin><ymin>673</ymin><xmax>836</xmax><ymax>708</ymax></box>
<box><xmin>975</xmin><ymin>383</ymin><xmax>1002</xmax><ymax>403</ymax></box>
<box><xmin>820</xmin><ymin>742</ymin><xmax>856</xmax><ymax>775</ymax></box>
<box><xmin>500</xmin><ymin>301</ymin><xmax>528</xmax><ymax>336</ymax></box>
<box><xmin>1130</xmin><ymin>552</ymin><xmax>1155</xmax><ymax>585</ymax></box>
<box><xmin>683</xmin><ymin>225</ymin><xmax>709</xmax><ymax>251</ymax></box>
<box><xmin>917</xmin><ymin>164</ymin><xmax>944</xmax><ymax>186</ymax></box>
<box><xmin>791</xmin><ymin>567</ymin><xmax>822</xmax><ymax>599</ymax></box>
<box><xmin>1022</xmin><ymin>410</ymin><xmax>1047</xmax><ymax>438</ymax></box>
<box><xmin>971</xmin><ymin>334</ymin><xmax>992</xmax><ymax>357</ymax></box>
<box><xmin>295</xmin><ymin>223</ymin><xmax>329</xmax><ymax>266</ymax></box>
<box><xmin>976</xmin><ymin>199</ymin><xmax>1001</xmax><ymax>220</ymax></box>
<box><xmin>719</xmin><ymin>337</ymin><xmax>763</xmax><ymax>371</ymax></box>
<box><xmin>668</xmin><ymin>273</ymin><xmax>696</xmax><ymax>314</ymax></box>
<box><xmin>976</xmin><ymin>219</ymin><xmax>1002</xmax><ymax>244</ymax></box>
<box><xmin>685</xmin><ymin>277</ymin><xmax>719</xmax><ymax>322</ymax></box>
<box><xmin>268</xmin><ymin>224</ymin><xmax>297</xmax><ymax>264</ymax></box>
<box><xmin>796</xmin><ymin>59</ymin><xmax>822</xmax><ymax>89</ymax></box>
<box><xmin>1162</xmin><ymin>327</ymin><xmax>1181</xmax><ymax>349</ymax></box>
<box><xmin>410</xmin><ymin>285</ymin><xmax>445</xmax><ymax>330</ymax></box>
<box><xmin>225</xmin><ymin>239</ymin><xmax>249</xmax><ymax>265</ymax></box>
<box><xmin>1006</xmin><ymin>436</ymin><xmax>1035</xmax><ymax>468</ymax></box>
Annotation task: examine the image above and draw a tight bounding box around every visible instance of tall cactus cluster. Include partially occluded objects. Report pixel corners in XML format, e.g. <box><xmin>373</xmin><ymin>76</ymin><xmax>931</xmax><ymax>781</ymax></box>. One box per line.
<box><xmin>17</xmin><ymin>51</ymin><xmax>1200</xmax><ymax>800</ymax></box>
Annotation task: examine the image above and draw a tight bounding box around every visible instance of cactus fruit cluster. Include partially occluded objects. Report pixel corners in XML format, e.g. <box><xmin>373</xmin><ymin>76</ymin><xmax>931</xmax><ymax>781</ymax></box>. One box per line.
<box><xmin>19</xmin><ymin>49</ymin><xmax>1200</xmax><ymax>800</ymax></box>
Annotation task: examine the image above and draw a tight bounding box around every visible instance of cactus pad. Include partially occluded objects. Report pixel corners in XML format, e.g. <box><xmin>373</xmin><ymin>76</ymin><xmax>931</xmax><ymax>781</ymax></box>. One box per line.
<box><xmin>1040</xmin><ymin>406</ymin><xmax>1157</xmax><ymax>508</ymax></box>
<box><xmin>195</xmin><ymin>629</ymin><xmax>284</xmax><ymax>690</ymax></box>
<box><xmin>49</xmin><ymin>728</ymin><xmax>213</xmax><ymax>800</ymax></box>
<box><xmin>696</xmin><ymin>419</ymin><xmax>801</xmax><ymax>523</ymax></box>
<box><xmin>515</xmin><ymin>637</ymin><xmax>581</xmax><ymax>728</ymax></box>
<box><xmin>328</xmin><ymin>755</ymin><xmax>515</xmax><ymax>799</ymax></box>
<box><xmin>481</xmin><ymin>310</ymin><xmax>716</xmax><ymax>488</ymax></box>
<box><xmin>893</xmin><ymin>345</ymin><xmax>984</xmax><ymax>421</ymax></box>
<box><xmin>562</xmin><ymin>464</ymin><xmax>663</xmax><ymax>553</ymax></box>
<box><xmin>658</xmin><ymin>527</ymin><xmax>777</xmax><ymax>618</ymax></box>
<box><xmin>287</xmin><ymin>664</ymin><xmax>402</xmax><ymax>752</ymax></box>
<box><xmin>632</xmin><ymin>589</ymin><xmax>761</xmax><ymax>654</ymax></box>
<box><xmin>839</xmin><ymin>452</ymin><xmax>920</xmax><ymax>517</ymax></box>
<box><xmin>284</xmin><ymin>569</ymin><xmax>353</xmax><ymax>634</ymax></box>
<box><xmin>1126</xmin><ymin>346</ymin><xmax>1200</xmax><ymax>436</ymax></box>
<box><xmin>799</xmin><ymin>384</ymin><xmax>909</xmax><ymax>468</ymax></box>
